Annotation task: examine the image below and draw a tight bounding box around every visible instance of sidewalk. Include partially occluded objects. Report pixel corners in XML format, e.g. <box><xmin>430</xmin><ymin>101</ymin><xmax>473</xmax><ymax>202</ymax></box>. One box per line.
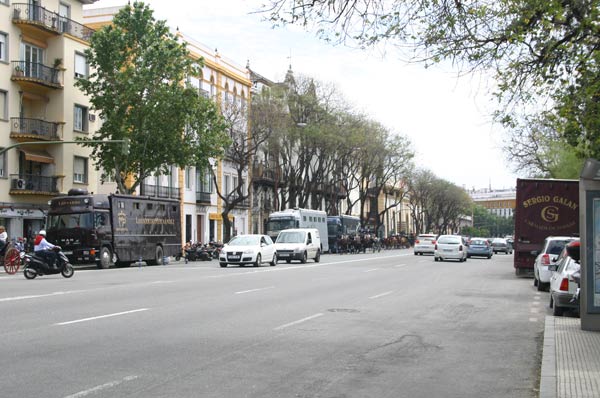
<box><xmin>540</xmin><ymin>316</ymin><xmax>600</xmax><ymax>398</ymax></box>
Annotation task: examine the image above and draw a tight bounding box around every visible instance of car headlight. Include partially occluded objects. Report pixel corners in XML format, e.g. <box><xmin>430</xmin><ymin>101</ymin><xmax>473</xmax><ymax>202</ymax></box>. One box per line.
<box><xmin>243</xmin><ymin>249</ymin><xmax>255</xmax><ymax>254</ymax></box>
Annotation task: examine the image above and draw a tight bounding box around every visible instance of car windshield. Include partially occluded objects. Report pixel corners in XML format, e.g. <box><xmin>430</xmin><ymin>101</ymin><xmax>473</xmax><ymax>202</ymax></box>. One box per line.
<box><xmin>418</xmin><ymin>236</ymin><xmax>435</xmax><ymax>242</ymax></box>
<box><xmin>438</xmin><ymin>236</ymin><xmax>461</xmax><ymax>244</ymax></box>
<box><xmin>546</xmin><ymin>240</ymin><xmax>572</xmax><ymax>255</ymax></box>
<box><xmin>228</xmin><ymin>236</ymin><xmax>260</xmax><ymax>246</ymax></box>
<box><xmin>471</xmin><ymin>239</ymin><xmax>487</xmax><ymax>246</ymax></box>
<box><xmin>277</xmin><ymin>231</ymin><xmax>306</xmax><ymax>243</ymax></box>
<box><xmin>47</xmin><ymin>213</ymin><xmax>94</xmax><ymax>229</ymax></box>
<box><xmin>492</xmin><ymin>239</ymin><xmax>506</xmax><ymax>244</ymax></box>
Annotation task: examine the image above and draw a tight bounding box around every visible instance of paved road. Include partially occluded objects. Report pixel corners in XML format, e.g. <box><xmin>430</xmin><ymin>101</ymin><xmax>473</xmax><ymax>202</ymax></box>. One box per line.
<box><xmin>1</xmin><ymin>250</ymin><xmax>544</xmax><ymax>398</ymax></box>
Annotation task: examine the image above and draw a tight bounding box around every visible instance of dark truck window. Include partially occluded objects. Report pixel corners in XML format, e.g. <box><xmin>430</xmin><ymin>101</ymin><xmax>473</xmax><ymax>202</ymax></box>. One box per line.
<box><xmin>47</xmin><ymin>213</ymin><xmax>94</xmax><ymax>229</ymax></box>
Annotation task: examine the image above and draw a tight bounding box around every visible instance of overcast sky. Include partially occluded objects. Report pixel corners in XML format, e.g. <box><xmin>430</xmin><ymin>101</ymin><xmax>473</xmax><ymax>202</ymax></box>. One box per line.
<box><xmin>88</xmin><ymin>0</ymin><xmax>520</xmax><ymax>190</ymax></box>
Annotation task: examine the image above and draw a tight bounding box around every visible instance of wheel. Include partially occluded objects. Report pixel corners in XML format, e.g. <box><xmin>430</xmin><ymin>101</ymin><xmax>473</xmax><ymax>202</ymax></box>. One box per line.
<box><xmin>301</xmin><ymin>251</ymin><xmax>307</xmax><ymax>264</ymax></box>
<box><xmin>147</xmin><ymin>246</ymin><xmax>163</xmax><ymax>266</ymax></box>
<box><xmin>4</xmin><ymin>248</ymin><xmax>21</xmax><ymax>275</ymax></box>
<box><xmin>96</xmin><ymin>246</ymin><xmax>112</xmax><ymax>269</ymax></box>
<box><xmin>24</xmin><ymin>268</ymin><xmax>37</xmax><ymax>279</ymax></box>
<box><xmin>434</xmin><ymin>257</ymin><xmax>439</xmax><ymax>262</ymax></box>
<box><xmin>270</xmin><ymin>253</ymin><xmax>277</xmax><ymax>266</ymax></box>
<box><xmin>220</xmin><ymin>262</ymin><xmax>227</xmax><ymax>268</ymax></box>
<box><xmin>61</xmin><ymin>264</ymin><xmax>74</xmax><ymax>278</ymax></box>
<box><xmin>487</xmin><ymin>255</ymin><xmax>491</xmax><ymax>259</ymax></box>
<box><xmin>553</xmin><ymin>301</ymin><xmax>565</xmax><ymax>316</ymax></box>
<box><xmin>467</xmin><ymin>254</ymin><xmax>471</xmax><ymax>258</ymax></box>
<box><xmin>254</xmin><ymin>253</ymin><xmax>262</xmax><ymax>267</ymax></box>
<box><xmin>534</xmin><ymin>277</ymin><xmax>539</xmax><ymax>287</ymax></box>
<box><xmin>439</xmin><ymin>258</ymin><xmax>443</xmax><ymax>262</ymax></box>
<box><xmin>414</xmin><ymin>252</ymin><xmax>418</xmax><ymax>256</ymax></box>
<box><xmin>286</xmin><ymin>259</ymin><xmax>291</xmax><ymax>264</ymax></box>
<box><xmin>314</xmin><ymin>250</ymin><xmax>321</xmax><ymax>263</ymax></box>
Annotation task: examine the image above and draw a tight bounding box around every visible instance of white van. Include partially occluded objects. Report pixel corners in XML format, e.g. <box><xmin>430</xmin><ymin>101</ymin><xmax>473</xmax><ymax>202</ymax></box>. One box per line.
<box><xmin>274</xmin><ymin>228</ymin><xmax>321</xmax><ymax>264</ymax></box>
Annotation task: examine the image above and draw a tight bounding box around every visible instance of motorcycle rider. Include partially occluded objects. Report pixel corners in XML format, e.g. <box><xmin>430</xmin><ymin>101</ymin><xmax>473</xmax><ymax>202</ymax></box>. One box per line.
<box><xmin>34</xmin><ymin>230</ymin><xmax>59</xmax><ymax>270</ymax></box>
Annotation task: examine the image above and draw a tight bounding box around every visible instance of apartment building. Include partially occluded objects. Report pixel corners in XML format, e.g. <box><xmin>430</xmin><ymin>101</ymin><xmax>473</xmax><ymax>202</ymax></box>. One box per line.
<box><xmin>469</xmin><ymin>187</ymin><xmax>516</xmax><ymax>219</ymax></box>
<box><xmin>0</xmin><ymin>0</ymin><xmax>98</xmax><ymax>243</ymax></box>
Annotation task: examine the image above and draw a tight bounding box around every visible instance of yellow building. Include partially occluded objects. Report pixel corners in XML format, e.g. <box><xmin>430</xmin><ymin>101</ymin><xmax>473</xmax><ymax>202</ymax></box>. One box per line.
<box><xmin>469</xmin><ymin>188</ymin><xmax>516</xmax><ymax>218</ymax></box>
<box><xmin>0</xmin><ymin>0</ymin><xmax>99</xmax><ymax>243</ymax></box>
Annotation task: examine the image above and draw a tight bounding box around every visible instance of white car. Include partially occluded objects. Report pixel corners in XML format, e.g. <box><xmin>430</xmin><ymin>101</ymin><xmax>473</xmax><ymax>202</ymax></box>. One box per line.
<box><xmin>549</xmin><ymin>241</ymin><xmax>581</xmax><ymax>316</ymax></box>
<box><xmin>414</xmin><ymin>234</ymin><xmax>437</xmax><ymax>255</ymax></box>
<box><xmin>219</xmin><ymin>234</ymin><xmax>277</xmax><ymax>268</ymax></box>
<box><xmin>274</xmin><ymin>228</ymin><xmax>321</xmax><ymax>263</ymax></box>
<box><xmin>434</xmin><ymin>235</ymin><xmax>467</xmax><ymax>262</ymax></box>
<box><xmin>533</xmin><ymin>236</ymin><xmax>577</xmax><ymax>291</ymax></box>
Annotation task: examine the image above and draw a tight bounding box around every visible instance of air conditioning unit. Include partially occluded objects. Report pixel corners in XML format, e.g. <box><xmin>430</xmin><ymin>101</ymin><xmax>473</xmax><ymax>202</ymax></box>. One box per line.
<box><xmin>15</xmin><ymin>179</ymin><xmax>26</xmax><ymax>190</ymax></box>
<box><xmin>88</xmin><ymin>113</ymin><xmax>96</xmax><ymax>122</ymax></box>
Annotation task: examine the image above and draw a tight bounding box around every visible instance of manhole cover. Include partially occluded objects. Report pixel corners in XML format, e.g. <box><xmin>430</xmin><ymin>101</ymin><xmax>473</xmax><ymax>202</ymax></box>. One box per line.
<box><xmin>327</xmin><ymin>308</ymin><xmax>359</xmax><ymax>313</ymax></box>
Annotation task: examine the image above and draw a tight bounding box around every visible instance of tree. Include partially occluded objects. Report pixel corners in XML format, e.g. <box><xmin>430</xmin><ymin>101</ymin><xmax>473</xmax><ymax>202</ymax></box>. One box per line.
<box><xmin>76</xmin><ymin>2</ymin><xmax>228</xmax><ymax>194</ymax></box>
<box><xmin>264</xmin><ymin>0</ymin><xmax>600</xmax><ymax>165</ymax></box>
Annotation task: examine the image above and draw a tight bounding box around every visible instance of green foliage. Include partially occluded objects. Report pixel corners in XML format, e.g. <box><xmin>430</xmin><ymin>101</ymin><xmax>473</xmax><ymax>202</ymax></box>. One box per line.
<box><xmin>467</xmin><ymin>205</ymin><xmax>514</xmax><ymax>237</ymax></box>
<box><xmin>76</xmin><ymin>2</ymin><xmax>228</xmax><ymax>194</ymax></box>
<box><xmin>265</xmin><ymin>0</ymin><xmax>600</xmax><ymax>168</ymax></box>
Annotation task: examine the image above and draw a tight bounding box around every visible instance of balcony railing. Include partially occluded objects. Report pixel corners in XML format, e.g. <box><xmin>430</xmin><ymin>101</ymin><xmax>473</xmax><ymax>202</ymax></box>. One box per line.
<box><xmin>10</xmin><ymin>174</ymin><xmax>59</xmax><ymax>193</ymax></box>
<box><xmin>12</xmin><ymin>61</ymin><xmax>62</xmax><ymax>87</ymax></box>
<box><xmin>142</xmin><ymin>184</ymin><xmax>181</xmax><ymax>200</ymax></box>
<box><xmin>252</xmin><ymin>162</ymin><xmax>277</xmax><ymax>183</ymax></box>
<box><xmin>225</xmin><ymin>195</ymin><xmax>250</xmax><ymax>208</ymax></box>
<box><xmin>196</xmin><ymin>191</ymin><xmax>212</xmax><ymax>204</ymax></box>
<box><xmin>10</xmin><ymin>117</ymin><xmax>61</xmax><ymax>140</ymax></box>
<box><xmin>12</xmin><ymin>3</ymin><xmax>95</xmax><ymax>41</ymax></box>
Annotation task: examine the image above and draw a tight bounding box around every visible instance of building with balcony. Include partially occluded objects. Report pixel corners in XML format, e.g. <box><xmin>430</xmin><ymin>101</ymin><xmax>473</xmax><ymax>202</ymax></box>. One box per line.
<box><xmin>0</xmin><ymin>0</ymin><xmax>99</xmax><ymax>243</ymax></box>
<box><xmin>469</xmin><ymin>187</ymin><xmax>516</xmax><ymax>219</ymax></box>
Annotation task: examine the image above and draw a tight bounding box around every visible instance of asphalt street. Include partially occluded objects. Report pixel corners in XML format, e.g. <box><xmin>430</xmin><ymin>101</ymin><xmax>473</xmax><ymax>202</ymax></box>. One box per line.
<box><xmin>0</xmin><ymin>250</ymin><xmax>545</xmax><ymax>398</ymax></box>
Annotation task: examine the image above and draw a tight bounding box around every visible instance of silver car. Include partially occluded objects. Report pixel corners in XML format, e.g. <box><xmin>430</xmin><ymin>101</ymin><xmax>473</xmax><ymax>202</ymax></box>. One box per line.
<box><xmin>434</xmin><ymin>235</ymin><xmax>467</xmax><ymax>262</ymax></box>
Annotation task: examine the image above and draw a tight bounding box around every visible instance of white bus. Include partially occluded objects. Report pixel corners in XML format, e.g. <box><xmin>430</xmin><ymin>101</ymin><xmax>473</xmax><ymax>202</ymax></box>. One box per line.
<box><xmin>266</xmin><ymin>208</ymin><xmax>329</xmax><ymax>252</ymax></box>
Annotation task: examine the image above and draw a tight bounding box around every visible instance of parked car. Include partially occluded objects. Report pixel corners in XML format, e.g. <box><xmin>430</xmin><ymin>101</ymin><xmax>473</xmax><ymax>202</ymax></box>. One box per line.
<box><xmin>434</xmin><ymin>235</ymin><xmax>467</xmax><ymax>262</ymax></box>
<box><xmin>274</xmin><ymin>228</ymin><xmax>321</xmax><ymax>264</ymax></box>
<box><xmin>549</xmin><ymin>240</ymin><xmax>581</xmax><ymax>316</ymax></box>
<box><xmin>533</xmin><ymin>236</ymin><xmax>577</xmax><ymax>291</ymax></box>
<box><xmin>466</xmin><ymin>238</ymin><xmax>493</xmax><ymax>259</ymax></box>
<box><xmin>491</xmin><ymin>238</ymin><xmax>513</xmax><ymax>254</ymax></box>
<box><xmin>219</xmin><ymin>234</ymin><xmax>277</xmax><ymax>268</ymax></box>
<box><xmin>414</xmin><ymin>234</ymin><xmax>437</xmax><ymax>255</ymax></box>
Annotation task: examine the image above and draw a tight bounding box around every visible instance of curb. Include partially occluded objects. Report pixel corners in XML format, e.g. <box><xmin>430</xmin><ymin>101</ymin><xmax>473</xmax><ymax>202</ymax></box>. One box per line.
<box><xmin>540</xmin><ymin>316</ymin><xmax>556</xmax><ymax>398</ymax></box>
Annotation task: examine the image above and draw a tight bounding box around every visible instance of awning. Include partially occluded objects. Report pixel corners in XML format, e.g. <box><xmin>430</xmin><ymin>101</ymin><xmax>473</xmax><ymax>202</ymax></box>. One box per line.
<box><xmin>20</xmin><ymin>148</ymin><xmax>54</xmax><ymax>164</ymax></box>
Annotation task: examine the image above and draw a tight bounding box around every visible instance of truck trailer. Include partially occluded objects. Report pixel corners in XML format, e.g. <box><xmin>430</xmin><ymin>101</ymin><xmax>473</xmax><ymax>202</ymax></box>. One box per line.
<box><xmin>46</xmin><ymin>189</ymin><xmax>181</xmax><ymax>268</ymax></box>
<box><xmin>513</xmin><ymin>179</ymin><xmax>579</xmax><ymax>276</ymax></box>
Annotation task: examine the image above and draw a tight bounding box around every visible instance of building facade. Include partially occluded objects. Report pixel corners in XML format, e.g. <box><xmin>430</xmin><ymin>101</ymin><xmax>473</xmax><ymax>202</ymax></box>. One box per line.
<box><xmin>469</xmin><ymin>188</ymin><xmax>516</xmax><ymax>219</ymax></box>
<box><xmin>1</xmin><ymin>0</ymin><xmax>98</xmax><ymax>245</ymax></box>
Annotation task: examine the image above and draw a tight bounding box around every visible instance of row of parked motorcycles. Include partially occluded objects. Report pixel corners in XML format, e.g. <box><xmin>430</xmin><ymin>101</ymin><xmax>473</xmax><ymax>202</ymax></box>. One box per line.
<box><xmin>175</xmin><ymin>242</ymin><xmax>223</xmax><ymax>263</ymax></box>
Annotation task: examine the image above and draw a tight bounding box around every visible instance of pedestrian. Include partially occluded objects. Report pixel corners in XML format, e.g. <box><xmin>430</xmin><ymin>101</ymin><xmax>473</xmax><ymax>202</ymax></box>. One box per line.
<box><xmin>0</xmin><ymin>225</ymin><xmax>7</xmax><ymax>255</ymax></box>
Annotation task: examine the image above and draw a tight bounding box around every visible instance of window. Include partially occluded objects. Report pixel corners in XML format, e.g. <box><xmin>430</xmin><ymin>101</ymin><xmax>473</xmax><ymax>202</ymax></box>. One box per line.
<box><xmin>0</xmin><ymin>148</ymin><xmax>5</xmax><ymax>178</ymax></box>
<box><xmin>185</xmin><ymin>167</ymin><xmax>192</xmax><ymax>189</ymax></box>
<box><xmin>74</xmin><ymin>52</ymin><xmax>88</xmax><ymax>78</ymax></box>
<box><xmin>0</xmin><ymin>90</ymin><xmax>6</xmax><ymax>121</ymax></box>
<box><xmin>73</xmin><ymin>156</ymin><xmax>88</xmax><ymax>184</ymax></box>
<box><xmin>58</xmin><ymin>3</ymin><xmax>70</xmax><ymax>33</ymax></box>
<box><xmin>0</xmin><ymin>32</ymin><xmax>7</xmax><ymax>63</ymax></box>
<box><xmin>74</xmin><ymin>104</ymin><xmax>88</xmax><ymax>132</ymax></box>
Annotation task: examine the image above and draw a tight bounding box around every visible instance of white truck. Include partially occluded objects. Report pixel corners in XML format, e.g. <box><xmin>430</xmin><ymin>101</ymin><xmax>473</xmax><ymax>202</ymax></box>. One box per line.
<box><xmin>266</xmin><ymin>208</ymin><xmax>329</xmax><ymax>252</ymax></box>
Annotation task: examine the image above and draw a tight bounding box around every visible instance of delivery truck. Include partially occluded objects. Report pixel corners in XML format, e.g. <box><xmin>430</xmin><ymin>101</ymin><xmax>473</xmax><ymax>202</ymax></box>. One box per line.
<box><xmin>46</xmin><ymin>189</ymin><xmax>181</xmax><ymax>268</ymax></box>
<box><xmin>513</xmin><ymin>179</ymin><xmax>579</xmax><ymax>276</ymax></box>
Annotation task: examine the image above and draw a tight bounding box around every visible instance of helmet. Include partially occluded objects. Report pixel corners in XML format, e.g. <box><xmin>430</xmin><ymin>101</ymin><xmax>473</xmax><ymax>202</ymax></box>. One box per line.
<box><xmin>39</xmin><ymin>230</ymin><xmax>46</xmax><ymax>236</ymax></box>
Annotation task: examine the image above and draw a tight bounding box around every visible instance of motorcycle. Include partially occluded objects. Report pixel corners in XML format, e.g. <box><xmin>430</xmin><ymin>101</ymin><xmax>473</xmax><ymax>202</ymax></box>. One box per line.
<box><xmin>175</xmin><ymin>243</ymin><xmax>212</xmax><ymax>263</ymax></box>
<box><xmin>22</xmin><ymin>246</ymin><xmax>74</xmax><ymax>279</ymax></box>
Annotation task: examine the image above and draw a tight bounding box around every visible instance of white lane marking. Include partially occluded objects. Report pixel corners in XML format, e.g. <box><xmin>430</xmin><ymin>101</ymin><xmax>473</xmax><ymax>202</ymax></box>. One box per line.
<box><xmin>274</xmin><ymin>313</ymin><xmax>324</xmax><ymax>331</ymax></box>
<box><xmin>369</xmin><ymin>291</ymin><xmax>394</xmax><ymax>299</ymax></box>
<box><xmin>529</xmin><ymin>318</ymin><xmax>538</xmax><ymax>322</ymax></box>
<box><xmin>530</xmin><ymin>308</ymin><xmax>540</xmax><ymax>314</ymax></box>
<box><xmin>531</xmin><ymin>300</ymin><xmax>540</xmax><ymax>306</ymax></box>
<box><xmin>364</xmin><ymin>268</ymin><xmax>379</xmax><ymax>273</ymax></box>
<box><xmin>235</xmin><ymin>286</ymin><xmax>275</xmax><ymax>295</ymax></box>
<box><xmin>63</xmin><ymin>375</ymin><xmax>139</xmax><ymax>398</ymax></box>
<box><xmin>0</xmin><ymin>290</ymin><xmax>84</xmax><ymax>303</ymax></box>
<box><xmin>55</xmin><ymin>308</ymin><xmax>150</xmax><ymax>326</ymax></box>
<box><xmin>150</xmin><ymin>280</ymin><xmax>174</xmax><ymax>285</ymax></box>
<box><xmin>394</xmin><ymin>264</ymin><xmax>406</xmax><ymax>268</ymax></box>
<box><xmin>533</xmin><ymin>296</ymin><xmax>541</xmax><ymax>301</ymax></box>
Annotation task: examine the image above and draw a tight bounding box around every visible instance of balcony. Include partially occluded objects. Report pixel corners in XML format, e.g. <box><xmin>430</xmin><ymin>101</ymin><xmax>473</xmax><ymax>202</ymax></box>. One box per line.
<box><xmin>11</xmin><ymin>61</ymin><xmax>63</xmax><ymax>91</ymax></box>
<box><xmin>252</xmin><ymin>162</ymin><xmax>278</xmax><ymax>186</ymax></box>
<box><xmin>225</xmin><ymin>195</ymin><xmax>250</xmax><ymax>208</ymax></box>
<box><xmin>10</xmin><ymin>117</ymin><xmax>61</xmax><ymax>141</ymax></box>
<box><xmin>142</xmin><ymin>184</ymin><xmax>181</xmax><ymax>200</ymax></box>
<box><xmin>196</xmin><ymin>191</ymin><xmax>212</xmax><ymax>204</ymax></box>
<box><xmin>12</xmin><ymin>3</ymin><xmax>94</xmax><ymax>42</ymax></box>
<box><xmin>10</xmin><ymin>174</ymin><xmax>60</xmax><ymax>195</ymax></box>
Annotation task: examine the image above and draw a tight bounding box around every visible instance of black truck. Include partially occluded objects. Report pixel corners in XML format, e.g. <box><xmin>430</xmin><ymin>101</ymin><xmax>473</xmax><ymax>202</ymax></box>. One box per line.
<box><xmin>46</xmin><ymin>189</ymin><xmax>181</xmax><ymax>268</ymax></box>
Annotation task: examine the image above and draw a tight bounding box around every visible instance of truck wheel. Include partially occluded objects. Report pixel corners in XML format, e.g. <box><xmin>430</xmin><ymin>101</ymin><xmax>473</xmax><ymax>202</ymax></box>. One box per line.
<box><xmin>96</xmin><ymin>247</ymin><xmax>112</xmax><ymax>269</ymax></box>
<box><xmin>148</xmin><ymin>246</ymin><xmax>163</xmax><ymax>266</ymax></box>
